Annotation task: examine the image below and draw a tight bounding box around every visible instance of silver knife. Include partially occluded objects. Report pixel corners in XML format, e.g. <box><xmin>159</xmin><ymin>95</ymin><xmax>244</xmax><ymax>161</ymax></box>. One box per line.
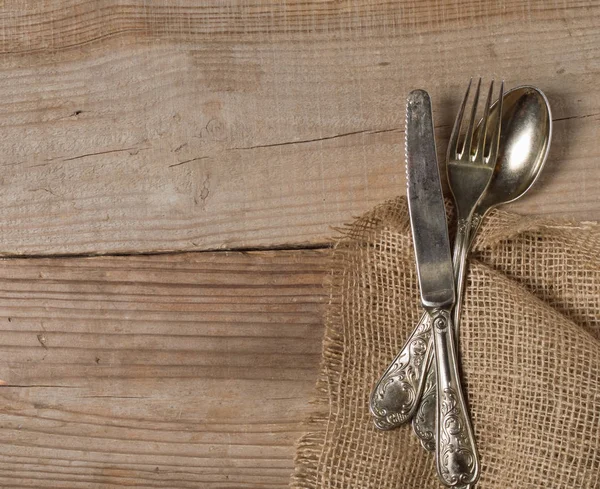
<box><xmin>406</xmin><ymin>90</ymin><xmax>479</xmax><ymax>487</ymax></box>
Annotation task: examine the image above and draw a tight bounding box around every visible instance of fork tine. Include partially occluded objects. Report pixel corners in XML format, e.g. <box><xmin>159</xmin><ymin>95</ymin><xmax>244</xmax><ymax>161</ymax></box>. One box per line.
<box><xmin>461</xmin><ymin>77</ymin><xmax>482</xmax><ymax>159</ymax></box>
<box><xmin>486</xmin><ymin>81</ymin><xmax>504</xmax><ymax>164</ymax></box>
<box><xmin>447</xmin><ymin>78</ymin><xmax>472</xmax><ymax>160</ymax></box>
<box><xmin>476</xmin><ymin>80</ymin><xmax>494</xmax><ymax>160</ymax></box>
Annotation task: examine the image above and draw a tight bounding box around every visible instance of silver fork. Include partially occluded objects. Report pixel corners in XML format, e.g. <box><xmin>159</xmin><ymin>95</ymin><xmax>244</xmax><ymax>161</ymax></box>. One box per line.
<box><xmin>370</xmin><ymin>79</ymin><xmax>503</xmax><ymax>445</ymax></box>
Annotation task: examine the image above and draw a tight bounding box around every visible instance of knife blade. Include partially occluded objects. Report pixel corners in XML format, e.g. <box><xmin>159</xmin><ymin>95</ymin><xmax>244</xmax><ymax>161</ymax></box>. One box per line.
<box><xmin>406</xmin><ymin>89</ymin><xmax>454</xmax><ymax>310</ymax></box>
<box><xmin>405</xmin><ymin>89</ymin><xmax>480</xmax><ymax>487</ymax></box>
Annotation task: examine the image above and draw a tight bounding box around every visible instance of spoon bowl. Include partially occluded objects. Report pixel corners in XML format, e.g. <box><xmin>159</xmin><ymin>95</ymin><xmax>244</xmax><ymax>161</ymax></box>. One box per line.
<box><xmin>476</xmin><ymin>85</ymin><xmax>552</xmax><ymax>211</ymax></box>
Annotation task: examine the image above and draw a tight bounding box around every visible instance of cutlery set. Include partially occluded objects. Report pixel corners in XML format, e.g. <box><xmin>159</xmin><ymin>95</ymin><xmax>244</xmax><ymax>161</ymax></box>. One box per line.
<box><xmin>369</xmin><ymin>80</ymin><xmax>552</xmax><ymax>487</ymax></box>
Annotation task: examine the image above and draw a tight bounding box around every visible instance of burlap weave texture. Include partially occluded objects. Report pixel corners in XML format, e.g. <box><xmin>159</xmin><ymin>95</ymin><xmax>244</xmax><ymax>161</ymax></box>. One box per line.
<box><xmin>291</xmin><ymin>196</ymin><xmax>600</xmax><ymax>489</ymax></box>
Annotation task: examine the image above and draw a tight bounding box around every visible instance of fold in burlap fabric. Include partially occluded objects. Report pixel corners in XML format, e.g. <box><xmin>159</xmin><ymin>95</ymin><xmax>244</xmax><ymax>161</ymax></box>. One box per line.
<box><xmin>291</xmin><ymin>197</ymin><xmax>600</xmax><ymax>489</ymax></box>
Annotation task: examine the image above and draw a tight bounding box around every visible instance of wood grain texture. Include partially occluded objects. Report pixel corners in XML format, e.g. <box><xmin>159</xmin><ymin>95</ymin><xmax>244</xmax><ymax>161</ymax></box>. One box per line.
<box><xmin>0</xmin><ymin>249</ymin><xmax>327</xmax><ymax>488</ymax></box>
<box><xmin>0</xmin><ymin>1</ymin><xmax>598</xmax><ymax>255</ymax></box>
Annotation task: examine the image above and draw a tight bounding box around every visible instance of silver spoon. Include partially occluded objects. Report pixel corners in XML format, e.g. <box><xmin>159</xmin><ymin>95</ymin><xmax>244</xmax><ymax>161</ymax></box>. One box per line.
<box><xmin>412</xmin><ymin>85</ymin><xmax>553</xmax><ymax>450</ymax></box>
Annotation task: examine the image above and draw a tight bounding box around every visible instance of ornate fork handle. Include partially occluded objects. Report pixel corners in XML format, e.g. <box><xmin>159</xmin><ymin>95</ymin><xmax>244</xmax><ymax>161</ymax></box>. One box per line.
<box><xmin>412</xmin><ymin>353</ymin><xmax>436</xmax><ymax>451</ymax></box>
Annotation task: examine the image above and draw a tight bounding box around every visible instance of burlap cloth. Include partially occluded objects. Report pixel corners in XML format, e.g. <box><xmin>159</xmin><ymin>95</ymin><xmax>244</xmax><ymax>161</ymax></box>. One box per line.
<box><xmin>291</xmin><ymin>196</ymin><xmax>600</xmax><ymax>489</ymax></box>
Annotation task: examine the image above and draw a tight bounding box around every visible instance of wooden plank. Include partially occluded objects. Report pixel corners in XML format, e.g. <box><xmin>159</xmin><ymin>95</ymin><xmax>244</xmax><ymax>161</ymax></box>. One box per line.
<box><xmin>0</xmin><ymin>249</ymin><xmax>327</xmax><ymax>488</ymax></box>
<box><xmin>0</xmin><ymin>1</ymin><xmax>598</xmax><ymax>256</ymax></box>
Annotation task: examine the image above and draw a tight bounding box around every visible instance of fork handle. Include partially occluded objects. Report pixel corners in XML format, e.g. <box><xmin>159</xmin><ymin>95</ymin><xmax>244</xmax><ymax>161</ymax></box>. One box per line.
<box><xmin>431</xmin><ymin>308</ymin><xmax>479</xmax><ymax>487</ymax></box>
<box><xmin>412</xmin><ymin>350</ymin><xmax>436</xmax><ymax>450</ymax></box>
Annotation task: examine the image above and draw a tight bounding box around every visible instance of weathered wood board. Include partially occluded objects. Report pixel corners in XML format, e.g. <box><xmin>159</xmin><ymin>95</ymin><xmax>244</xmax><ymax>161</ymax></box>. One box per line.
<box><xmin>0</xmin><ymin>1</ymin><xmax>597</xmax><ymax>256</ymax></box>
<box><xmin>0</xmin><ymin>250</ymin><xmax>327</xmax><ymax>488</ymax></box>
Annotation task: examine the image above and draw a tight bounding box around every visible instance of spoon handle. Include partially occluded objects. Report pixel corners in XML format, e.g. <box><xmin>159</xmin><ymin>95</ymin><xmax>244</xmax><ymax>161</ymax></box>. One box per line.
<box><xmin>369</xmin><ymin>311</ymin><xmax>433</xmax><ymax>429</ymax></box>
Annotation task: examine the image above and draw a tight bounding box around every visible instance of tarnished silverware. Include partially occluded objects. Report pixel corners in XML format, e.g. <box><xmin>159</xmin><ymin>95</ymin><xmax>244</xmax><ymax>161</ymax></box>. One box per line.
<box><xmin>405</xmin><ymin>89</ymin><xmax>479</xmax><ymax>487</ymax></box>
<box><xmin>370</xmin><ymin>79</ymin><xmax>503</xmax><ymax>433</ymax></box>
<box><xmin>412</xmin><ymin>85</ymin><xmax>552</xmax><ymax>450</ymax></box>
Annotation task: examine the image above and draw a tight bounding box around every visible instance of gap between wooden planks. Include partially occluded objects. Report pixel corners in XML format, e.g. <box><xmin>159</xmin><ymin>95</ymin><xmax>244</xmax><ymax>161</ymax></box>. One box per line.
<box><xmin>0</xmin><ymin>249</ymin><xmax>329</xmax><ymax>488</ymax></box>
<box><xmin>0</xmin><ymin>1</ymin><xmax>598</xmax><ymax>256</ymax></box>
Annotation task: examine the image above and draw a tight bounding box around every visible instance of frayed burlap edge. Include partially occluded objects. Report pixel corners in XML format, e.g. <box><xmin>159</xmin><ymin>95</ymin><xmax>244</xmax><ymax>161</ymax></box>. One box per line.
<box><xmin>290</xmin><ymin>196</ymin><xmax>600</xmax><ymax>489</ymax></box>
<box><xmin>291</xmin><ymin>198</ymin><xmax>408</xmax><ymax>489</ymax></box>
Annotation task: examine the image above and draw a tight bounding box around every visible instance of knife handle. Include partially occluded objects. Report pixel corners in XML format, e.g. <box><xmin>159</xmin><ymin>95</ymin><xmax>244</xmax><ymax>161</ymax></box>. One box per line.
<box><xmin>369</xmin><ymin>312</ymin><xmax>433</xmax><ymax>429</ymax></box>
<box><xmin>412</xmin><ymin>213</ymin><xmax>483</xmax><ymax>450</ymax></box>
<box><xmin>431</xmin><ymin>308</ymin><xmax>479</xmax><ymax>487</ymax></box>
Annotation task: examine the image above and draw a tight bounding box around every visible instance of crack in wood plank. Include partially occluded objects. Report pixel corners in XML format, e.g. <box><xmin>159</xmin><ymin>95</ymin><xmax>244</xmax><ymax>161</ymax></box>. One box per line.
<box><xmin>168</xmin><ymin>156</ymin><xmax>211</xmax><ymax>168</ymax></box>
<box><xmin>62</xmin><ymin>147</ymin><xmax>147</xmax><ymax>162</ymax></box>
<box><xmin>228</xmin><ymin>127</ymin><xmax>402</xmax><ymax>151</ymax></box>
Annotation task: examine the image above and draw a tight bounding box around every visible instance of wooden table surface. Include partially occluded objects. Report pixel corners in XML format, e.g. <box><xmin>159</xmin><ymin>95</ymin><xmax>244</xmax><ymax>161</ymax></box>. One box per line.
<box><xmin>0</xmin><ymin>1</ymin><xmax>598</xmax><ymax>487</ymax></box>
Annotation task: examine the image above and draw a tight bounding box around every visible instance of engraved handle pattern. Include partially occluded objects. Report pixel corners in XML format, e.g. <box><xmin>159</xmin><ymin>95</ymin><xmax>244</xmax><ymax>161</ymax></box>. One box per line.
<box><xmin>412</xmin><ymin>214</ymin><xmax>483</xmax><ymax>450</ymax></box>
<box><xmin>431</xmin><ymin>309</ymin><xmax>479</xmax><ymax>487</ymax></box>
<box><xmin>412</xmin><ymin>356</ymin><xmax>436</xmax><ymax>451</ymax></box>
<box><xmin>371</xmin><ymin>213</ymin><xmax>483</xmax><ymax>443</ymax></box>
<box><xmin>369</xmin><ymin>313</ymin><xmax>433</xmax><ymax>430</ymax></box>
